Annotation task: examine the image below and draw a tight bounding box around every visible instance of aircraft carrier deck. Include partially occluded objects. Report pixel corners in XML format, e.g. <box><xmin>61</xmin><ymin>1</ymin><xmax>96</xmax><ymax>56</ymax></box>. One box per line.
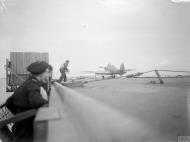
<box><xmin>0</xmin><ymin>78</ymin><xmax>189</xmax><ymax>142</ymax></box>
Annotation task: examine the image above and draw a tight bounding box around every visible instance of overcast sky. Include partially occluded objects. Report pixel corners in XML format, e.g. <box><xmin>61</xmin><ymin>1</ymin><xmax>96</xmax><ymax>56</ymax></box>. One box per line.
<box><xmin>0</xmin><ymin>0</ymin><xmax>190</xmax><ymax>78</ymax></box>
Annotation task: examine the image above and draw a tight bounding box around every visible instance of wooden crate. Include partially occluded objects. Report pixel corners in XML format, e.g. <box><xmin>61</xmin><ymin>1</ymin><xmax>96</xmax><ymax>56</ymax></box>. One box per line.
<box><xmin>10</xmin><ymin>52</ymin><xmax>49</xmax><ymax>75</ymax></box>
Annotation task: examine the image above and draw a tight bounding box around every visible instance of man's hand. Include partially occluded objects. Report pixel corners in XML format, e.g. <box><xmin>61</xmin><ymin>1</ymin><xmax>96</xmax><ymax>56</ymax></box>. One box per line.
<box><xmin>42</xmin><ymin>104</ymin><xmax>49</xmax><ymax>107</ymax></box>
<box><xmin>51</xmin><ymin>79</ymin><xmax>57</xmax><ymax>84</ymax></box>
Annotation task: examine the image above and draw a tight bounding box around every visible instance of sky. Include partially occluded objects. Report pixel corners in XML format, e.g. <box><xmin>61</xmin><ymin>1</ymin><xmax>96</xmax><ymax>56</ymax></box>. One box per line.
<box><xmin>0</xmin><ymin>0</ymin><xmax>190</xmax><ymax>78</ymax></box>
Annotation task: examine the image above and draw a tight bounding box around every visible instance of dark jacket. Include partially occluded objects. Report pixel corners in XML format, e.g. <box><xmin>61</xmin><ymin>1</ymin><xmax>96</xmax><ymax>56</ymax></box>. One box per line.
<box><xmin>5</xmin><ymin>76</ymin><xmax>48</xmax><ymax>142</ymax></box>
<box><xmin>59</xmin><ymin>63</ymin><xmax>68</xmax><ymax>73</ymax></box>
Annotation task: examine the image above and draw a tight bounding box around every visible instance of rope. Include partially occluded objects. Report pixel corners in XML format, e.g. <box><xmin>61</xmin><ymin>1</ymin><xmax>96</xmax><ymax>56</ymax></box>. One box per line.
<box><xmin>141</xmin><ymin>70</ymin><xmax>154</xmax><ymax>74</ymax></box>
<box><xmin>158</xmin><ymin>70</ymin><xmax>190</xmax><ymax>73</ymax></box>
<box><xmin>7</xmin><ymin>68</ymin><xmax>25</xmax><ymax>82</ymax></box>
<box><xmin>128</xmin><ymin>69</ymin><xmax>190</xmax><ymax>77</ymax></box>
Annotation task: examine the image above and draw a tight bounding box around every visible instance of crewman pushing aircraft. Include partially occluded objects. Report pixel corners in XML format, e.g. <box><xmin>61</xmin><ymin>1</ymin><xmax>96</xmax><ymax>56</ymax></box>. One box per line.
<box><xmin>58</xmin><ymin>60</ymin><xmax>69</xmax><ymax>83</ymax></box>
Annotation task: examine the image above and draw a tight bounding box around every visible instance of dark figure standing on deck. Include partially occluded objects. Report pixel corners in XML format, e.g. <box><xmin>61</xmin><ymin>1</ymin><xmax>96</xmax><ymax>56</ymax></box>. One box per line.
<box><xmin>58</xmin><ymin>60</ymin><xmax>69</xmax><ymax>83</ymax></box>
<box><xmin>5</xmin><ymin>61</ymin><xmax>52</xmax><ymax>142</ymax></box>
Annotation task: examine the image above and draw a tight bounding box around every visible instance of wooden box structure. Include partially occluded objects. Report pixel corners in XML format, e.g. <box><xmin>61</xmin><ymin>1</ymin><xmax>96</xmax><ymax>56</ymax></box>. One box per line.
<box><xmin>6</xmin><ymin>52</ymin><xmax>49</xmax><ymax>92</ymax></box>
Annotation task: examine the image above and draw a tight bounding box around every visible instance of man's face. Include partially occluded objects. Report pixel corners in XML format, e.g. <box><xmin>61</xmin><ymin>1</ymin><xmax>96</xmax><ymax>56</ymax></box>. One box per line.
<box><xmin>41</xmin><ymin>68</ymin><xmax>51</xmax><ymax>84</ymax></box>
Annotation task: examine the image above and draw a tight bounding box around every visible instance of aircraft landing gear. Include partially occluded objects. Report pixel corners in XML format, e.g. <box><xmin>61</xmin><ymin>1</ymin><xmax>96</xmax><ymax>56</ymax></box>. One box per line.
<box><xmin>111</xmin><ymin>75</ymin><xmax>115</xmax><ymax>78</ymax></box>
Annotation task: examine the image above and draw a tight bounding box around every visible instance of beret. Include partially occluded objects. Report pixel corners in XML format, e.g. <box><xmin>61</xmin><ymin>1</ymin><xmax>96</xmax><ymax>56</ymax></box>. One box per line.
<box><xmin>27</xmin><ymin>61</ymin><xmax>52</xmax><ymax>74</ymax></box>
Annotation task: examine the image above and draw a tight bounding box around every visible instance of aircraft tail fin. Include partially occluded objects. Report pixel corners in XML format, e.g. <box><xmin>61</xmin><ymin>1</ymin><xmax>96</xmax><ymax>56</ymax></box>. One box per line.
<box><xmin>120</xmin><ymin>63</ymin><xmax>125</xmax><ymax>71</ymax></box>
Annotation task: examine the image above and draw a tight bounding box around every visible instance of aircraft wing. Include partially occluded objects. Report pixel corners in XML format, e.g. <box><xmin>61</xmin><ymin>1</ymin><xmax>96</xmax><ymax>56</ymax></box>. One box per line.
<box><xmin>124</xmin><ymin>69</ymin><xmax>135</xmax><ymax>71</ymax></box>
<box><xmin>82</xmin><ymin>71</ymin><xmax>112</xmax><ymax>75</ymax></box>
<box><xmin>82</xmin><ymin>71</ymin><xmax>97</xmax><ymax>73</ymax></box>
<box><xmin>95</xmin><ymin>72</ymin><xmax>113</xmax><ymax>75</ymax></box>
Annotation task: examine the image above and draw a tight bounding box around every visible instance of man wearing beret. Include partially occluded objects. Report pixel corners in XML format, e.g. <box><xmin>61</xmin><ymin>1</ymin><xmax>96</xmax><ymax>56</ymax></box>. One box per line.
<box><xmin>58</xmin><ymin>60</ymin><xmax>69</xmax><ymax>83</ymax></box>
<box><xmin>5</xmin><ymin>61</ymin><xmax>52</xmax><ymax>142</ymax></box>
